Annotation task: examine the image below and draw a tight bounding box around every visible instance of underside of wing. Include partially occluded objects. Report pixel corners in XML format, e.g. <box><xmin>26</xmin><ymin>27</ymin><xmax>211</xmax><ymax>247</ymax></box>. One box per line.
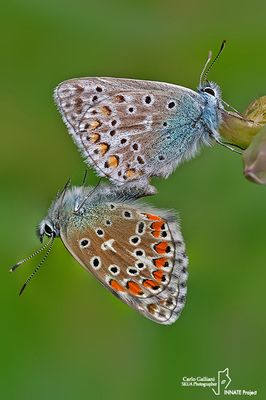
<box><xmin>60</xmin><ymin>202</ymin><xmax>188</xmax><ymax>324</ymax></box>
<box><xmin>55</xmin><ymin>78</ymin><xmax>204</xmax><ymax>183</ymax></box>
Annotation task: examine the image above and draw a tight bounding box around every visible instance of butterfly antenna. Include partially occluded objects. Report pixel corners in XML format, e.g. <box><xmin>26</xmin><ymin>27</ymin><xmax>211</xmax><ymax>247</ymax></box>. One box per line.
<box><xmin>10</xmin><ymin>237</ymin><xmax>53</xmax><ymax>272</ymax></box>
<box><xmin>55</xmin><ymin>189</ymin><xmax>62</xmax><ymax>202</ymax></box>
<box><xmin>199</xmin><ymin>50</ymin><xmax>212</xmax><ymax>87</ymax></box>
<box><xmin>19</xmin><ymin>237</ymin><xmax>54</xmax><ymax>296</ymax></box>
<box><xmin>60</xmin><ymin>177</ymin><xmax>71</xmax><ymax>201</ymax></box>
<box><xmin>75</xmin><ymin>178</ymin><xmax>103</xmax><ymax>213</ymax></box>
<box><xmin>57</xmin><ymin>177</ymin><xmax>71</xmax><ymax>220</ymax></box>
<box><xmin>81</xmin><ymin>169</ymin><xmax>88</xmax><ymax>186</ymax></box>
<box><xmin>200</xmin><ymin>40</ymin><xmax>226</xmax><ymax>86</ymax></box>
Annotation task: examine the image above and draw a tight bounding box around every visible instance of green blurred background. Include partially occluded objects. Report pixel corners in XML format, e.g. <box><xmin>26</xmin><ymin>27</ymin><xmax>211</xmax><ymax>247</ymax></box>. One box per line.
<box><xmin>1</xmin><ymin>0</ymin><xmax>265</xmax><ymax>399</ymax></box>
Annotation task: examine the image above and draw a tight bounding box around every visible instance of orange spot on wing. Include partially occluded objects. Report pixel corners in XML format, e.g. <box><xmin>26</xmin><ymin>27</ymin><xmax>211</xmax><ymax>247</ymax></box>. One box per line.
<box><xmin>126</xmin><ymin>281</ymin><xmax>143</xmax><ymax>296</ymax></box>
<box><xmin>153</xmin><ymin>257</ymin><xmax>168</xmax><ymax>268</ymax></box>
<box><xmin>142</xmin><ymin>213</ymin><xmax>163</xmax><ymax>221</ymax></box>
<box><xmin>99</xmin><ymin>142</ymin><xmax>110</xmax><ymax>155</ymax></box>
<box><xmin>151</xmin><ymin>221</ymin><xmax>165</xmax><ymax>230</ymax></box>
<box><xmin>154</xmin><ymin>242</ymin><xmax>170</xmax><ymax>254</ymax></box>
<box><xmin>90</xmin><ymin>120</ymin><xmax>101</xmax><ymax>129</ymax></box>
<box><xmin>100</xmin><ymin>106</ymin><xmax>112</xmax><ymax>116</ymax></box>
<box><xmin>150</xmin><ymin>221</ymin><xmax>166</xmax><ymax>238</ymax></box>
<box><xmin>151</xmin><ymin>230</ymin><xmax>161</xmax><ymax>238</ymax></box>
<box><xmin>143</xmin><ymin>279</ymin><xmax>160</xmax><ymax>290</ymax></box>
<box><xmin>88</xmin><ymin>133</ymin><xmax>100</xmax><ymax>143</ymax></box>
<box><xmin>125</xmin><ymin>169</ymin><xmax>139</xmax><ymax>178</ymax></box>
<box><xmin>106</xmin><ymin>155</ymin><xmax>119</xmax><ymax>168</ymax></box>
<box><xmin>152</xmin><ymin>270</ymin><xmax>164</xmax><ymax>282</ymax></box>
<box><xmin>109</xmin><ymin>279</ymin><xmax>125</xmax><ymax>292</ymax></box>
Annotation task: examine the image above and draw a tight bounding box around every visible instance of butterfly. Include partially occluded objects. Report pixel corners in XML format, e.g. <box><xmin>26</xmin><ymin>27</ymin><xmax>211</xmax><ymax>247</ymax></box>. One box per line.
<box><xmin>10</xmin><ymin>182</ymin><xmax>188</xmax><ymax>325</ymax></box>
<box><xmin>54</xmin><ymin>41</ymin><xmax>239</xmax><ymax>189</ymax></box>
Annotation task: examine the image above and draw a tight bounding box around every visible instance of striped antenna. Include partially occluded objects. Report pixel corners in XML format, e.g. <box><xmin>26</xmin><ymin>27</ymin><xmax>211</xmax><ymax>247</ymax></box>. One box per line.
<box><xmin>10</xmin><ymin>237</ymin><xmax>53</xmax><ymax>272</ymax></box>
<box><xmin>57</xmin><ymin>177</ymin><xmax>71</xmax><ymax>221</ymax></box>
<box><xmin>19</xmin><ymin>237</ymin><xmax>54</xmax><ymax>295</ymax></box>
<box><xmin>200</xmin><ymin>40</ymin><xmax>226</xmax><ymax>86</ymax></box>
<box><xmin>199</xmin><ymin>50</ymin><xmax>212</xmax><ymax>87</ymax></box>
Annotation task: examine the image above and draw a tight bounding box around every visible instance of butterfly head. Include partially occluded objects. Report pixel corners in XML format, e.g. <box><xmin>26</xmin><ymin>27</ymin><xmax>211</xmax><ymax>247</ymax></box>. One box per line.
<box><xmin>37</xmin><ymin>185</ymin><xmax>101</xmax><ymax>243</ymax></box>
<box><xmin>198</xmin><ymin>80</ymin><xmax>222</xmax><ymax>104</ymax></box>
<box><xmin>199</xmin><ymin>80</ymin><xmax>221</xmax><ymax>97</ymax></box>
<box><xmin>37</xmin><ymin>190</ymin><xmax>68</xmax><ymax>242</ymax></box>
<box><xmin>37</xmin><ymin>219</ymin><xmax>59</xmax><ymax>243</ymax></box>
<box><xmin>37</xmin><ymin>187</ymin><xmax>76</xmax><ymax>242</ymax></box>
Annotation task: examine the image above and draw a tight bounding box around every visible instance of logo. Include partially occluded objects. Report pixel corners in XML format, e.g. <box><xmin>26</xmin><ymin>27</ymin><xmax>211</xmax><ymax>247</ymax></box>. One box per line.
<box><xmin>181</xmin><ymin>368</ymin><xmax>257</xmax><ymax>396</ymax></box>
<box><xmin>212</xmin><ymin>368</ymin><xmax>231</xmax><ymax>395</ymax></box>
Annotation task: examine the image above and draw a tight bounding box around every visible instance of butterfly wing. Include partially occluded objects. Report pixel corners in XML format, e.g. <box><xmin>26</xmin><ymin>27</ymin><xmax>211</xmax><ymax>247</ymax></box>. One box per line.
<box><xmin>54</xmin><ymin>77</ymin><xmax>206</xmax><ymax>183</ymax></box>
<box><xmin>60</xmin><ymin>202</ymin><xmax>188</xmax><ymax>324</ymax></box>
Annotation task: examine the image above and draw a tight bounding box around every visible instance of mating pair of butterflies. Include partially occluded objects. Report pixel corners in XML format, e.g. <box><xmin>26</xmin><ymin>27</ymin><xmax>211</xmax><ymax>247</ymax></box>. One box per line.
<box><xmin>12</xmin><ymin>43</ymin><xmax>236</xmax><ymax>324</ymax></box>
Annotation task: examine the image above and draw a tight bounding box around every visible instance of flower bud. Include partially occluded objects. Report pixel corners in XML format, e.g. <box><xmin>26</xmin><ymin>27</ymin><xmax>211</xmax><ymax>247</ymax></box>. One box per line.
<box><xmin>243</xmin><ymin>125</ymin><xmax>266</xmax><ymax>184</ymax></box>
<box><xmin>220</xmin><ymin>96</ymin><xmax>266</xmax><ymax>149</ymax></box>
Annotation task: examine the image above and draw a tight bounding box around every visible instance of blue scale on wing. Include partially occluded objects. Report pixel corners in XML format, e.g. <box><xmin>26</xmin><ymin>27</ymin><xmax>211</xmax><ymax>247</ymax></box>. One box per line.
<box><xmin>54</xmin><ymin>77</ymin><xmax>205</xmax><ymax>184</ymax></box>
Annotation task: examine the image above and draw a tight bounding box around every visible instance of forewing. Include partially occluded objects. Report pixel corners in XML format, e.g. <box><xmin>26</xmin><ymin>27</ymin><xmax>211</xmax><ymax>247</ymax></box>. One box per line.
<box><xmin>55</xmin><ymin>77</ymin><xmax>204</xmax><ymax>183</ymax></box>
<box><xmin>60</xmin><ymin>203</ymin><xmax>188</xmax><ymax>324</ymax></box>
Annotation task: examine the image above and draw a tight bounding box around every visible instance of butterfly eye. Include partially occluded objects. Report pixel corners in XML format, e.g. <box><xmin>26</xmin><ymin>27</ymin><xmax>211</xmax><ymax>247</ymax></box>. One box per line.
<box><xmin>204</xmin><ymin>87</ymin><xmax>215</xmax><ymax>96</ymax></box>
<box><xmin>44</xmin><ymin>224</ymin><xmax>54</xmax><ymax>236</ymax></box>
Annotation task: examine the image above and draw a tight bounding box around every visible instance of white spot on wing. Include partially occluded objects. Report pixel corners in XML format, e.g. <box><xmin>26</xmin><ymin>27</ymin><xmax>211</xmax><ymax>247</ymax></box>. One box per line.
<box><xmin>101</xmin><ymin>239</ymin><xmax>116</xmax><ymax>252</ymax></box>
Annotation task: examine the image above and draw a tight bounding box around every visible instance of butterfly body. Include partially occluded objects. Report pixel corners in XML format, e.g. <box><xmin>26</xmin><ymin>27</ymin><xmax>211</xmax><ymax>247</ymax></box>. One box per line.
<box><xmin>54</xmin><ymin>77</ymin><xmax>223</xmax><ymax>185</ymax></box>
<box><xmin>38</xmin><ymin>183</ymin><xmax>188</xmax><ymax>324</ymax></box>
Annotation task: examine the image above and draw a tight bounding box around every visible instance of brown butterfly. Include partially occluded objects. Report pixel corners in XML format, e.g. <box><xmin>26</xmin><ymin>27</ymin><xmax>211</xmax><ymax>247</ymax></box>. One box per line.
<box><xmin>11</xmin><ymin>183</ymin><xmax>188</xmax><ymax>325</ymax></box>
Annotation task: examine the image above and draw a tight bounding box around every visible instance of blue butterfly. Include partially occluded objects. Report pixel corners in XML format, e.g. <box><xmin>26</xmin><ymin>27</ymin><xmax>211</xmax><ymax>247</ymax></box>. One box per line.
<box><xmin>54</xmin><ymin>41</ymin><xmax>238</xmax><ymax>191</ymax></box>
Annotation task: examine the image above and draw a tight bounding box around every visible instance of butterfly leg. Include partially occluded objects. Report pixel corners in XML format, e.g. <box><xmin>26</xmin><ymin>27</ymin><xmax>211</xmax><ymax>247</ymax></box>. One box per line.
<box><xmin>210</xmin><ymin>129</ymin><xmax>243</xmax><ymax>154</ymax></box>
